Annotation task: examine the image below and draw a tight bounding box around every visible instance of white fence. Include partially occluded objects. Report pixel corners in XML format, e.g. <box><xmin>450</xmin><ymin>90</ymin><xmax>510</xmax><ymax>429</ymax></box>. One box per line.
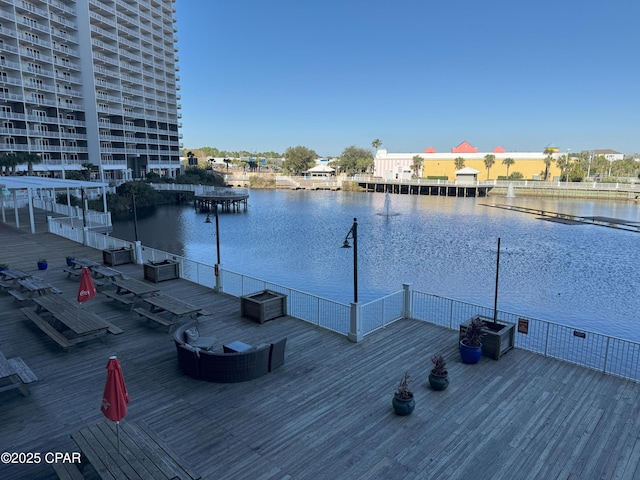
<box><xmin>411</xmin><ymin>291</ymin><xmax>640</xmax><ymax>382</ymax></box>
<box><xmin>47</xmin><ymin>217</ymin><xmax>640</xmax><ymax>382</ymax></box>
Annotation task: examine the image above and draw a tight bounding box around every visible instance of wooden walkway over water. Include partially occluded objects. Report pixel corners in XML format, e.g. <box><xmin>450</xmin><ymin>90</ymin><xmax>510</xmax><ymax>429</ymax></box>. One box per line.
<box><xmin>2</xmin><ymin>224</ymin><xmax>640</xmax><ymax>479</ymax></box>
<box><xmin>483</xmin><ymin>203</ymin><xmax>640</xmax><ymax>232</ymax></box>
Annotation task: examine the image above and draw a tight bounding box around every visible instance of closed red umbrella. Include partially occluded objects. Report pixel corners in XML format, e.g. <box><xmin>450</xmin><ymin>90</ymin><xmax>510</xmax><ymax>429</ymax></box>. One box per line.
<box><xmin>101</xmin><ymin>356</ymin><xmax>130</xmax><ymax>451</ymax></box>
<box><xmin>77</xmin><ymin>267</ymin><xmax>96</xmax><ymax>303</ymax></box>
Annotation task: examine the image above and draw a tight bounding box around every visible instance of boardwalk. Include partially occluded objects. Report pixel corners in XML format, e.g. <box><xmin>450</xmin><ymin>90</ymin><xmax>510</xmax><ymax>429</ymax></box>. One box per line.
<box><xmin>2</xmin><ymin>223</ymin><xmax>640</xmax><ymax>479</ymax></box>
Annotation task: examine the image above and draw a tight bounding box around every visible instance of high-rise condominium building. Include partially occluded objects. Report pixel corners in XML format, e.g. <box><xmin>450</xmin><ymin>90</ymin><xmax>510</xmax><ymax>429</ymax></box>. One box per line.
<box><xmin>0</xmin><ymin>0</ymin><xmax>181</xmax><ymax>182</ymax></box>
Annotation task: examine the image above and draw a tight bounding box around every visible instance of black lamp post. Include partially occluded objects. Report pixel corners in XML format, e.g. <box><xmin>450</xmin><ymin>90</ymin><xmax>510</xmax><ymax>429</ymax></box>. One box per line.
<box><xmin>131</xmin><ymin>192</ymin><xmax>139</xmax><ymax>242</ymax></box>
<box><xmin>205</xmin><ymin>203</ymin><xmax>221</xmax><ymax>277</ymax></box>
<box><xmin>493</xmin><ymin>237</ymin><xmax>501</xmax><ymax>324</ymax></box>
<box><xmin>341</xmin><ymin>217</ymin><xmax>358</xmax><ymax>304</ymax></box>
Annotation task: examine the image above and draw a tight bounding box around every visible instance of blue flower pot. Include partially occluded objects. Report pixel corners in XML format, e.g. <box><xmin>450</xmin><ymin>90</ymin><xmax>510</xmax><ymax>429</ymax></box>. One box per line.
<box><xmin>460</xmin><ymin>341</ymin><xmax>482</xmax><ymax>364</ymax></box>
<box><xmin>37</xmin><ymin>261</ymin><xmax>48</xmax><ymax>271</ymax></box>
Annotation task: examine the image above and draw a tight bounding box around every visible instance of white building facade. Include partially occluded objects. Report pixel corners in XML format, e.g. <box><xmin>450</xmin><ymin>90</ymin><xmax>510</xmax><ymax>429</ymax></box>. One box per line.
<box><xmin>0</xmin><ymin>0</ymin><xmax>181</xmax><ymax>182</ymax></box>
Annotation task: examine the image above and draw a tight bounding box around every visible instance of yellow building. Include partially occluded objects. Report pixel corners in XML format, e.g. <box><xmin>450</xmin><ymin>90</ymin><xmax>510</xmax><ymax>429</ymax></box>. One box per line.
<box><xmin>375</xmin><ymin>141</ymin><xmax>562</xmax><ymax>181</ymax></box>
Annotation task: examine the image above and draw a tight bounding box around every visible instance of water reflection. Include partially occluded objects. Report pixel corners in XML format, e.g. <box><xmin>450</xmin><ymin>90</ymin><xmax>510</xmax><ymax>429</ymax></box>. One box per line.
<box><xmin>112</xmin><ymin>190</ymin><xmax>640</xmax><ymax>341</ymax></box>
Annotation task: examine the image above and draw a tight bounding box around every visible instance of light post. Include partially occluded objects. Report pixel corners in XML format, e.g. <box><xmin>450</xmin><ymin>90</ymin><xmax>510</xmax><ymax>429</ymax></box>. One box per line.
<box><xmin>131</xmin><ymin>192</ymin><xmax>138</xmax><ymax>242</ymax></box>
<box><xmin>340</xmin><ymin>217</ymin><xmax>358</xmax><ymax>304</ymax></box>
<box><xmin>205</xmin><ymin>203</ymin><xmax>222</xmax><ymax>292</ymax></box>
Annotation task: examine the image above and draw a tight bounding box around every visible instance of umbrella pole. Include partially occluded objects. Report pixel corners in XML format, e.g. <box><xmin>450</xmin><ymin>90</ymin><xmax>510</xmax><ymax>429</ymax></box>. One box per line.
<box><xmin>117</xmin><ymin>420</ymin><xmax>120</xmax><ymax>453</ymax></box>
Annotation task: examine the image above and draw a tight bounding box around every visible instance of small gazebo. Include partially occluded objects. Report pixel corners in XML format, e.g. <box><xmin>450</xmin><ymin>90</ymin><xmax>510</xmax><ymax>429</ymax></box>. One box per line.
<box><xmin>455</xmin><ymin>167</ymin><xmax>481</xmax><ymax>184</ymax></box>
<box><xmin>306</xmin><ymin>164</ymin><xmax>335</xmax><ymax>177</ymax></box>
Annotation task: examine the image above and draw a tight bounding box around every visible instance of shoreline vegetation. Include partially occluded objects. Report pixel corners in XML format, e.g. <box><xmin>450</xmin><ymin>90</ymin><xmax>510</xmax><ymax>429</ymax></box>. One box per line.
<box><xmin>57</xmin><ymin>167</ymin><xmax>638</xmax><ymax>222</ymax></box>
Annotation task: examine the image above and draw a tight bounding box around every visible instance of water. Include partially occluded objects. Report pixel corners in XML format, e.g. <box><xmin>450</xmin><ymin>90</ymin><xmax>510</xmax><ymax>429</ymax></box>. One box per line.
<box><xmin>112</xmin><ymin>190</ymin><xmax>640</xmax><ymax>341</ymax></box>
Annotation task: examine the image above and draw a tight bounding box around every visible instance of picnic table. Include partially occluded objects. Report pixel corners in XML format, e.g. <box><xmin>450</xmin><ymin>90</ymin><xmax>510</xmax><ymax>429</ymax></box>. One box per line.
<box><xmin>66</xmin><ymin>420</ymin><xmax>201</xmax><ymax>480</ymax></box>
<box><xmin>133</xmin><ymin>294</ymin><xmax>203</xmax><ymax>330</ymax></box>
<box><xmin>92</xmin><ymin>265</ymin><xmax>125</xmax><ymax>283</ymax></box>
<box><xmin>20</xmin><ymin>295</ymin><xmax>121</xmax><ymax>350</ymax></box>
<box><xmin>7</xmin><ymin>277</ymin><xmax>60</xmax><ymax>302</ymax></box>
<box><xmin>0</xmin><ymin>351</ymin><xmax>37</xmax><ymax>397</ymax></box>
<box><xmin>63</xmin><ymin>257</ymin><xmax>100</xmax><ymax>279</ymax></box>
<box><xmin>103</xmin><ymin>277</ymin><xmax>160</xmax><ymax>309</ymax></box>
<box><xmin>0</xmin><ymin>268</ymin><xmax>32</xmax><ymax>288</ymax></box>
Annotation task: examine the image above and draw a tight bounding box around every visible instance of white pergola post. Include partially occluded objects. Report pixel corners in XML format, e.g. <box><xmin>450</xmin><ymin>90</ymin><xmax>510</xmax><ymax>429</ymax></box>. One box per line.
<box><xmin>27</xmin><ymin>188</ymin><xmax>35</xmax><ymax>234</ymax></box>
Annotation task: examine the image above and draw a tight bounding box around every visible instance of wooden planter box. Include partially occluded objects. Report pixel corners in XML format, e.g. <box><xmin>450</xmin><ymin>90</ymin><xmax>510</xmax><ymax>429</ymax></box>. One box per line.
<box><xmin>240</xmin><ymin>290</ymin><xmax>287</xmax><ymax>324</ymax></box>
<box><xmin>144</xmin><ymin>260</ymin><xmax>180</xmax><ymax>283</ymax></box>
<box><xmin>102</xmin><ymin>248</ymin><xmax>133</xmax><ymax>266</ymax></box>
<box><xmin>459</xmin><ymin>315</ymin><xmax>515</xmax><ymax>360</ymax></box>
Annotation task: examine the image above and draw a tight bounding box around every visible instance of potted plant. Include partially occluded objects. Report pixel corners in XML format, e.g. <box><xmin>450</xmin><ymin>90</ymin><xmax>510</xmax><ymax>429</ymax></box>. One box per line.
<box><xmin>37</xmin><ymin>258</ymin><xmax>48</xmax><ymax>270</ymax></box>
<box><xmin>459</xmin><ymin>316</ymin><xmax>487</xmax><ymax>364</ymax></box>
<box><xmin>65</xmin><ymin>256</ymin><xmax>75</xmax><ymax>267</ymax></box>
<box><xmin>392</xmin><ymin>371</ymin><xmax>415</xmax><ymax>416</ymax></box>
<box><xmin>429</xmin><ymin>354</ymin><xmax>449</xmax><ymax>390</ymax></box>
<box><xmin>0</xmin><ymin>263</ymin><xmax>8</xmax><ymax>271</ymax></box>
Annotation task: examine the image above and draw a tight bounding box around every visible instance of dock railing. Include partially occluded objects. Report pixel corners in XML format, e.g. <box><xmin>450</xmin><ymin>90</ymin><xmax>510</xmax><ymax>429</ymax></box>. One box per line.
<box><xmin>47</xmin><ymin>217</ymin><xmax>640</xmax><ymax>382</ymax></box>
<box><xmin>410</xmin><ymin>290</ymin><xmax>640</xmax><ymax>382</ymax></box>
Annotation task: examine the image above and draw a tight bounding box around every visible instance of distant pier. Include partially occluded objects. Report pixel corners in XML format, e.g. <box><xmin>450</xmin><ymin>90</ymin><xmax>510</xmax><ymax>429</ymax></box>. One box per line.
<box><xmin>357</xmin><ymin>180</ymin><xmax>491</xmax><ymax>197</ymax></box>
<box><xmin>195</xmin><ymin>190</ymin><xmax>248</xmax><ymax>213</ymax></box>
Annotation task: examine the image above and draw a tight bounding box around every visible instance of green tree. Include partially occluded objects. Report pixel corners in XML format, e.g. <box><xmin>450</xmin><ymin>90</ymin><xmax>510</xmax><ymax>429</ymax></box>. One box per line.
<box><xmin>502</xmin><ymin>157</ymin><xmax>515</xmax><ymax>178</ymax></box>
<box><xmin>283</xmin><ymin>146</ymin><xmax>317</xmax><ymax>175</ymax></box>
<box><xmin>14</xmin><ymin>152</ymin><xmax>42</xmax><ymax>175</ymax></box>
<box><xmin>371</xmin><ymin>139</ymin><xmax>381</xmax><ymax>151</ymax></box>
<box><xmin>411</xmin><ymin>155</ymin><xmax>423</xmax><ymax>178</ymax></box>
<box><xmin>0</xmin><ymin>153</ymin><xmax>20</xmax><ymax>175</ymax></box>
<box><xmin>81</xmin><ymin>162</ymin><xmax>97</xmax><ymax>181</ymax></box>
<box><xmin>483</xmin><ymin>154</ymin><xmax>496</xmax><ymax>180</ymax></box>
<box><xmin>338</xmin><ymin>146</ymin><xmax>374</xmax><ymax>175</ymax></box>
<box><xmin>542</xmin><ymin>148</ymin><xmax>555</xmax><ymax>181</ymax></box>
<box><xmin>454</xmin><ymin>157</ymin><xmax>465</xmax><ymax>170</ymax></box>
<box><xmin>555</xmin><ymin>154</ymin><xmax>571</xmax><ymax>182</ymax></box>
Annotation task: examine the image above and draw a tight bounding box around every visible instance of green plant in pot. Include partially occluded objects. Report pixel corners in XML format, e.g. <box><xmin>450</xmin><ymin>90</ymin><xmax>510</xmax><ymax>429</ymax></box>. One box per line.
<box><xmin>0</xmin><ymin>263</ymin><xmax>8</xmax><ymax>271</ymax></box>
<box><xmin>392</xmin><ymin>371</ymin><xmax>415</xmax><ymax>416</ymax></box>
<box><xmin>429</xmin><ymin>354</ymin><xmax>449</xmax><ymax>390</ymax></box>
<box><xmin>37</xmin><ymin>258</ymin><xmax>48</xmax><ymax>271</ymax></box>
<box><xmin>65</xmin><ymin>256</ymin><xmax>75</xmax><ymax>267</ymax></box>
<box><xmin>459</xmin><ymin>316</ymin><xmax>487</xmax><ymax>364</ymax></box>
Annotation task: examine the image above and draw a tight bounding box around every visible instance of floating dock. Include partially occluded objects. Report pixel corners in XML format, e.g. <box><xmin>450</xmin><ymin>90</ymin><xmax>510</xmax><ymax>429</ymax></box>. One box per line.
<box><xmin>482</xmin><ymin>203</ymin><xmax>640</xmax><ymax>232</ymax></box>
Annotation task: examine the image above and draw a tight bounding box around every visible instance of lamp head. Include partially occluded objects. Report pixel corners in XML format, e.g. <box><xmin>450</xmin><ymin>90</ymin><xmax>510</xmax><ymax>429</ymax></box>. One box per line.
<box><xmin>341</xmin><ymin>240</ymin><xmax>352</xmax><ymax>249</ymax></box>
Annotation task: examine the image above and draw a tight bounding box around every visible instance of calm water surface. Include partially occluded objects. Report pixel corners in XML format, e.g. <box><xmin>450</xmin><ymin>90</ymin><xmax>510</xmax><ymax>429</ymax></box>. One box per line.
<box><xmin>112</xmin><ymin>190</ymin><xmax>640</xmax><ymax>341</ymax></box>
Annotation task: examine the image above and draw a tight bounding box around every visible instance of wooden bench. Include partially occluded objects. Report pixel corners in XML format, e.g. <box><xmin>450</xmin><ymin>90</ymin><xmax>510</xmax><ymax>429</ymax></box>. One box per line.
<box><xmin>132</xmin><ymin>307</ymin><xmax>173</xmax><ymax>328</ymax></box>
<box><xmin>0</xmin><ymin>353</ymin><xmax>37</xmax><ymax>397</ymax></box>
<box><xmin>63</xmin><ymin>268</ymin><xmax>105</xmax><ymax>287</ymax></box>
<box><xmin>62</xmin><ymin>267</ymin><xmax>81</xmax><ymax>279</ymax></box>
<box><xmin>20</xmin><ymin>307</ymin><xmax>74</xmax><ymax>350</ymax></box>
<box><xmin>51</xmin><ymin>461</ymin><xmax>85</xmax><ymax>480</ymax></box>
<box><xmin>102</xmin><ymin>289</ymin><xmax>134</xmax><ymax>307</ymax></box>
<box><xmin>7</xmin><ymin>289</ymin><xmax>28</xmax><ymax>302</ymax></box>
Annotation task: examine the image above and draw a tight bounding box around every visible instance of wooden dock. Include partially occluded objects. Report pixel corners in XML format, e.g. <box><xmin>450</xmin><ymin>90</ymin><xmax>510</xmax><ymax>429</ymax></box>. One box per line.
<box><xmin>2</xmin><ymin>223</ymin><xmax>640</xmax><ymax>479</ymax></box>
<box><xmin>482</xmin><ymin>203</ymin><xmax>640</xmax><ymax>232</ymax></box>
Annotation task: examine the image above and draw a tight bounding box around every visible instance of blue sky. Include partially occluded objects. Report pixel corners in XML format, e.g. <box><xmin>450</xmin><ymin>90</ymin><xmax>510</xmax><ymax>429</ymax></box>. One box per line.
<box><xmin>175</xmin><ymin>0</ymin><xmax>640</xmax><ymax>156</ymax></box>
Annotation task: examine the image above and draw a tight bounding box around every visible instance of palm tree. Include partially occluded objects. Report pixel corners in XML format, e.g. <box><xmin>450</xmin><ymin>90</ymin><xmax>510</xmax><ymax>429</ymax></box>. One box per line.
<box><xmin>556</xmin><ymin>154</ymin><xmax>571</xmax><ymax>182</ymax></box>
<box><xmin>502</xmin><ymin>157</ymin><xmax>515</xmax><ymax>178</ymax></box>
<box><xmin>542</xmin><ymin>148</ymin><xmax>555</xmax><ymax>181</ymax></box>
<box><xmin>483</xmin><ymin>154</ymin><xmax>496</xmax><ymax>180</ymax></box>
<box><xmin>454</xmin><ymin>157</ymin><xmax>465</xmax><ymax>171</ymax></box>
<box><xmin>371</xmin><ymin>139</ymin><xmax>381</xmax><ymax>151</ymax></box>
<box><xmin>15</xmin><ymin>152</ymin><xmax>41</xmax><ymax>175</ymax></box>
<box><xmin>0</xmin><ymin>153</ymin><xmax>18</xmax><ymax>175</ymax></box>
<box><xmin>411</xmin><ymin>155</ymin><xmax>423</xmax><ymax>178</ymax></box>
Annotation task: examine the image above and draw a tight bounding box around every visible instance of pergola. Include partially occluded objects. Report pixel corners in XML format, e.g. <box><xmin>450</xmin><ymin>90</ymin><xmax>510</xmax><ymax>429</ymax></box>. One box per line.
<box><xmin>0</xmin><ymin>176</ymin><xmax>109</xmax><ymax>234</ymax></box>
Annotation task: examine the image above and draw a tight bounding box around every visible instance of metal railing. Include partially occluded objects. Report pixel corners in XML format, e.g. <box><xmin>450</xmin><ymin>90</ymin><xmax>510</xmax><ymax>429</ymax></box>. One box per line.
<box><xmin>411</xmin><ymin>290</ymin><xmax>640</xmax><ymax>382</ymax></box>
<box><xmin>45</xmin><ymin>218</ymin><xmax>640</xmax><ymax>382</ymax></box>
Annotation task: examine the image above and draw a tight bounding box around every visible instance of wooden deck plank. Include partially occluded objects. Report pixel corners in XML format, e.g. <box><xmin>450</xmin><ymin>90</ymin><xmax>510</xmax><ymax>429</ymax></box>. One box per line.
<box><xmin>3</xmin><ymin>224</ymin><xmax>640</xmax><ymax>479</ymax></box>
